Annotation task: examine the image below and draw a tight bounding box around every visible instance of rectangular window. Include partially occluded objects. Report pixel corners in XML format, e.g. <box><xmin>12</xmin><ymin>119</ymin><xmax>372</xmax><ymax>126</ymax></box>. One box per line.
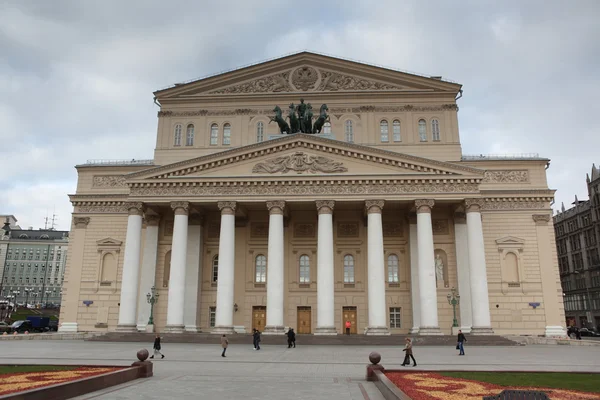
<box><xmin>209</xmin><ymin>307</ymin><xmax>216</xmax><ymax>328</ymax></box>
<box><xmin>299</xmin><ymin>255</ymin><xmax>310</xmax><ymax>283</ymax></box>
<box><xmin>389</xmin><ymin>307</ymin><xmax>401</xmax><ymax>328</ymax></box>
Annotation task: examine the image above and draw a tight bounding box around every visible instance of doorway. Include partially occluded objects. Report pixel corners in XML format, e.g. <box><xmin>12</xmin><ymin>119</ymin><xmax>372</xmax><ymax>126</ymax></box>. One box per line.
<box><xmin>342</xmin><ymin>306</ymin><xmax>357</xmax><ymax>334</ymax></box>
<box><xmin>297</xmin><ymin>306</ymin><xmax>312</xmax><ymax>334</ymax></box>
<box><xmin>252</xmin><ymin>306</ymin><xmax>266</xmax><ymax>332</ymax></box>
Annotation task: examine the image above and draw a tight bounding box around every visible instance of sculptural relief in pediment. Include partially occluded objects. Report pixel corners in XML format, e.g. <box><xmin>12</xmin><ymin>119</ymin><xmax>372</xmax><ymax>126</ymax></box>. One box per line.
<box><xmin>252</xmin><ymin>152</ymin><xmax>348</xmax><ymax>174</ymax></box>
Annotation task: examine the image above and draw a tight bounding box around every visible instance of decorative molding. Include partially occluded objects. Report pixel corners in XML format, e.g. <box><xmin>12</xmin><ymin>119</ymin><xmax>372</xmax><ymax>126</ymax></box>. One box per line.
<box><xmin>291</xmin><ymin>66</ymin><xmax>319</xmax><ymax>91</ymax></box>
<box><xmin>316</xmin><ymin>200</ymin><xmax>335</xmax><ymax>214</ymax></box>
<box><xmin>170</xmin><ymin>201</ymin><xmax>190</xmax><ymax>215</ymax></box>
<box><xmin>482</xmin><ymin>170</ymin><xmax>529</xmax><ymax>183</ymax></box>
<box><xmin>73</xmin><ymin>217</ymin><xmax>91</xmax><ymax>229</ymax></box>
<box><xmin>415</xmin><ymin>199</ymin><xmax>435</xmax><ymax>213</ymax></box>
<box><xmin>383</xmin><ymin>222</ymin><xmax>403</xmax><ymax>237</ymax></box>
<box><xmin>337</xmin><ymin>222</ymin><xmax>359</xmax><ymax>238</ymax></box>
<box><xmin>92</xmin><ymin>175</ymin><xmax>127</xmax><ymax>188</ymax></box>
<box><xmin>252</xmin><ymin>151</ymin><xmax>348</xmax><ymax>174</ymax></box>
<box><xmin>266</xmin><ymin>200</ymin><xmax>286</xmax><ymax>214</ymax></box>
<box><xmin>481</xmin><ymin>197</ymin><xmax>553</xmax><ymax>211</ymax></box>
<box><xmin>465</xmin><ymin>198</ymin><xmax>485</xmax><ymax>213</ymax></box>
<box><xmin>250</xmin><ymin>222</ymin><xmax>269</xmax><ymax>238</ymax></box>
<box><xmin>532</xmin><ymin>214</ymin><xmax>551</xmax><ymax>224</ymax></box>
<box><xmin>217</xmin><ymin>201</ymin><xmax>236</xmax><ymax>215</ymax></box>
<box><xmin>209</xmin><ymin>71</ymin><xmax>292</xmax><ymax>94</ymax></box>
<box><xmin>365</xmin><ymin>200</ymin><xmax>384</xmax><ymax>214</ymax></box>
<box><xmin>294</xmin><ymin>223</ymin><xmax>315</xmax><ymax>238</ymax></box>
<box><xmin>125</xmin><ymin>202</ymin><xmax>144</xmax><ymax>216</ymax></box>
<box><xmin>74</xmin><ymin>201</ymin><xmax>129</xmax><ymax>214</ymax></box>
<box><xmin>432</xmin><ymin>219</ymin><xmax>449</xmax><ymax>235</ymax></box>
<box><xmin>317</xmin><ymin>70</ymin><xmax>402</xmax><ymax>91</ymax></box>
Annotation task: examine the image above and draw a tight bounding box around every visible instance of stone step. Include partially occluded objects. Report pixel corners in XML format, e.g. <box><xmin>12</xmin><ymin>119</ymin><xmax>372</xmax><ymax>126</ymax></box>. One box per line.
<box><xmin>87</xmin><ymin>332</ymin><xmax>519</xmax><ymax>346</ymax></box>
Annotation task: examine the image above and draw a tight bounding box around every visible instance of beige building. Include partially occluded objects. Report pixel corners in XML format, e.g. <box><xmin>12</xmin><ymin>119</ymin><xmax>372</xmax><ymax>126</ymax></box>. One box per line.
<box><xmin>59</xmin><ymin>52</ymin><xmax>566</xmax><ymax>336</ymax></box>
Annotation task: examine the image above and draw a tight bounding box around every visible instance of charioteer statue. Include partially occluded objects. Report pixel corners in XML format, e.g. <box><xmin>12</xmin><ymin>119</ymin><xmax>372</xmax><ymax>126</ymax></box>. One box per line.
<box><xmin>269</xmin><ymin>99</ymin><xmax>329</xmax><ymax>134</ymax></box>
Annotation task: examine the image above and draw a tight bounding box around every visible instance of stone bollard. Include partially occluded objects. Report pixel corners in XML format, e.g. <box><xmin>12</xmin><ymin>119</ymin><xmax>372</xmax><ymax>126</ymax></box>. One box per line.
<box><xmin>131</xmin><ymin>349</ymin><xmax>153</xmax><ymax>378</ymax></box>
<box><xmin>366</xmin><ymin>351</ymin><xmax>385</xmax><ymax>382</ymax></box>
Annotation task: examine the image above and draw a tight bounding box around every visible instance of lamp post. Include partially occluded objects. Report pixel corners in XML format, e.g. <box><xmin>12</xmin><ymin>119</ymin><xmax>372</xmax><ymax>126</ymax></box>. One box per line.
<box><xmin>31</xmin><ymin>292</ymin><xmax>38</xmax><ymax>308</ymax></box>
<box><xmin>24</xmin><ymin>288</ymin><xmax>32</xmax><ymax>308</ymax></box>
<box><xmin>447</xmin><ymin>287</ymin><xmax>460</xmax><ymax>328</ymax></box>
<box><xmin>12</xmin><ymin>290</ymin><xmax>19</xmax><ymax>311</ymax></box>
<box><xmin>146</xmin><ymin>286</ymin><xmax>159</xmax><ymax>327</ymax></box>
<box><xmin>44</xmin><ymin>291</ymin><xmax>51</xmax><ymax>308</ymax></box>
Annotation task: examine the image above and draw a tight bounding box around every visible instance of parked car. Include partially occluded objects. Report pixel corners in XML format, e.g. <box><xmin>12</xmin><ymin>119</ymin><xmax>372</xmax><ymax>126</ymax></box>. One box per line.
<box><xmin>10</xmin><ymin>320</ymin><xmax>33</xmax><ymax>333</ymax></box>
<box><xmin>579</xmin><ymin>328</ymin><xmax>600</xmax><ymax>337</ymax></box>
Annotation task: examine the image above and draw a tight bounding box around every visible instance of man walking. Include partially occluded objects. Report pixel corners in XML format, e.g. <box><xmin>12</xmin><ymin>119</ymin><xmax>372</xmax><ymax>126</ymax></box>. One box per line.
<box><xmin>401</xmin><ymin>337</ymin><xmax>417</xmax><ymax>367</ymax></box>
<box><xmin>150</xmin><ymin>334</ymin><xmax>165</xmax><ymax>359</ymax></box>
<box><xmin>457</xmin><ymin>330</ymin><xmax>467</xmax><ymax>355</ymax></box>
<box><xmin>286</xmin><ymin>328</ymin><xmax>296</xmax><ymax>348</ymax></box>
<box><xmin>253</xmin><ymin>329</ymin><xmax>261</xmax><ymax>350</ymax></box>
<box><xmin>221</xmin><ymin>334</ymin><xmax>228</xmax><ymax>357</ymax></box>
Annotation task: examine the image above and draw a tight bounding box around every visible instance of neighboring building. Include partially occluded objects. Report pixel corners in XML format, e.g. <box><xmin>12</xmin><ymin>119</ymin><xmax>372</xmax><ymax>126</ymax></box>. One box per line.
<box><xmin>59</xmin><ymin>52</ymin><xmax>565</xmax><ymax>337</ymax></box>
<box><xmin>554</xmin><ymin>164</ymin><xmax>600</xmax><ymax>330</ymax></box>
<box><xmin>0</xmin><ymin>223</ymin><xmax>69</xmax><ymax>307</ymax></box>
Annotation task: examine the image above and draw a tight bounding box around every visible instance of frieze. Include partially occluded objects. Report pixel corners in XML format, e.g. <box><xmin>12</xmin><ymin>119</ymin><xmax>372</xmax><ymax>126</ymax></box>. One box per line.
<box><xmin>158</xmin><ymin>109</ymin><xmax>263</xmax><ymax>117</ymax></box>
<box><xmin>432</xmin><ymin>219</ymin><xmax>449</xmax><ymax>235</ymax></box>
<box><xmin>209</xmin><ymin>71</ymin><xmax>292</xmax><ymax>94</ymax></box>
<box><xmin>316</xmin><ymin>71</ymin><xmax>402</xmax><ymax>91</ymax></box>
<box><xmin>294</xmin><ymin>223</ymin><xmax>315</xmax><ymax>238</ymax></box>
<box><xmin>251</xmin><ymin>222</ymin><xmax>269</xmax><ymax>238</ymax></box>
<box><xmin>383</xmin><ymin>222</ymin><xmax>403</xmax><ymax>237</ymax></box>
<box><xmin>75</xmin><ymin>204</ymin><xmax>130</xmax><ymax>214</ymax></box>
<box><xmin>252</xmin><ymin>152</ymin><xmax>348</xmax><ymax>174</ymax></box>
<box><xmin>92</xmin><ymin>175</ymin><xmax>127</xmax><ymax>188</ymax></box>
<box><xmin>337</xmin><ymin>222</ymin><xmax>359</xmax><ymax>238</ymax></box>
<box><xmin>482</xmin><ymin>170</ymin><xmax>529</xmax><ymax>183</ymax></box>
<box><xmin>481</xmin><ymin>198</ymin><xmax>552</xmax><ymax>211</ymax></box>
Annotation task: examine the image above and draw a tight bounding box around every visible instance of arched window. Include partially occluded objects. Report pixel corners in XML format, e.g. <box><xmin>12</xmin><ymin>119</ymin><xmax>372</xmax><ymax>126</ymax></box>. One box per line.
<box><xmin>323</xmin><ymin>121</ymin><xmax>331</xmax><ymax>134</ymax></box>
<box><xmin>256</xmin><ymin>121</ymin><xmax>264</xmax><ymax>143</ymax></box>
<box><xmin>345</xmin><ymin>120</ymin><xmax>354</xmax><ymax>143</ymax></box>
<box><xmin>299</xmin><ymin>254</ymin><xmax>310</xmax><ymax>283</ymax></box>
<box><xmin>212</xmin><ymin>255</ymin><xmax>219</xmax><ymax>283</ymax></box>
<box><xmin>255</xmin><ymin>254</ymin><xmax>266</xmax><ymax>283</ymax></box>
<box><xmin>186</xmin><ymin>124</ymin><xmax>194</xmax><ymax>146</ymax></box>
<box><xmin>387</xmin><ymin>254</ymin><xmax>399</xmax><ymax>283</ymax></box>
<box><xmin>174</xmin><ymin>124</ymin><xmax>182</xmax><ymax>146</ymax></box>
<box><xmin>223</xmin><ymin>123</ymin><xmax>231</xmax><ymax>145</ymax></box>
<box><xmin>431</xmin><ymin>119</ymin><xmax>440</xmax><ymax>141</ymax></box>
<box><xmin>393</xmin><ymin>120</ymin><xmax>401</xmax><ymax>142</ymax></box>
<box><xmin>343</xmin><ymin>255</ymin><xmax>355</xmax><ymax>283</ymax></box>
<box><xmin>418</xmin><ymin>119</ymin><xmax>427</xmax><ymax>142</ymax></box>
<box><xmin>210</xmin><ymin>124</ymin><xmax>218</xmax><ymax>146</ymax></box>
<box><xmin>380</xmin><ymin>120</ymin><xmax>389</xmax><ymax>142</ymax></box>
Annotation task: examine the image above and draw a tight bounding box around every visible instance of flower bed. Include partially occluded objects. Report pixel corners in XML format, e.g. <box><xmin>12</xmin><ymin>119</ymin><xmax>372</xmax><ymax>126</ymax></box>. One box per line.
<box><xmin>384</xmin><ymin>372</ymin><xmax>600</xmax><ymax>400</ymax></box>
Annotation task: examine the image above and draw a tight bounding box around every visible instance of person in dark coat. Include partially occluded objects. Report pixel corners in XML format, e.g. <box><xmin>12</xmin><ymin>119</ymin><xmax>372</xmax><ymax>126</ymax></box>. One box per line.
<box><xmin>253</xmin><ymin>329</ymin><xmax>261</xmax><ymax>350</ymax></box>
<box><xmin>401</xmin><ymin>337</ymin><xmax>417</xmax><ymax>367</ymax></box>
<box><xmin>287</xmin><ymin>328</ymin><xmax>296</xmax><ymax>348</ymax></box>
<box><xmin>150</xmin><ymin>334</ymin><xmax>164</xmax><ymax>359</ymax></box>
<box><xmin>457</xmin><ymin>330</ymin><xmax>467</xmax><ymax>355</ymax></box>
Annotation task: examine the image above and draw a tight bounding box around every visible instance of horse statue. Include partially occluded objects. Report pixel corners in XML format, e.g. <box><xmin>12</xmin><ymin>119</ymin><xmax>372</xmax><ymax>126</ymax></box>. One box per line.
<box><xmin>288</xmin><ymin>103</ymin><xmax>300</xmax><ymax>133</ymax></box>
<box><xmin>304</xmin><ymin>103</ymin><xmax>314</xmax><ymax>134</ymax></box>
<box><xmin>269</xmin><ymin>106</ymin><xmax>291</xmax><ymax>134</ymax></box>
<box><xmin>312</xmin><ymin>104</ymin><xmax>329</xmax><ymax>134</ymax></box>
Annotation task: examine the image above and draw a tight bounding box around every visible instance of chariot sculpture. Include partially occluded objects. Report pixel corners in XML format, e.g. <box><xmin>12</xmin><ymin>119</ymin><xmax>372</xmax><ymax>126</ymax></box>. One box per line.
<box><xmin>269</xmin><ymin>99</ymin><xmax>329</xmax><ymax>134</ymax></box>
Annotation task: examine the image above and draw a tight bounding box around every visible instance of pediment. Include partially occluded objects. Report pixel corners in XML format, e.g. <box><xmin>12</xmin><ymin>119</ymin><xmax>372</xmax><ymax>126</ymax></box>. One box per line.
<box><xmin>495</xmin><ymin>236</ymin><xmax>526</xmax><ymax>246</ymax></box>
<box><xmin>96</xmin><ymin>238</ymin><xmax>123</xmax><ymax>247</ymax></box>
<box><xmin>127</xmin><ymin>134</ymin><xmax>483</xmax><ymax>182</ymax></box>
<box><xmin>155</xmin><ymin>52</ymin><xmax>461</xmax><ymax>99</ymax></box>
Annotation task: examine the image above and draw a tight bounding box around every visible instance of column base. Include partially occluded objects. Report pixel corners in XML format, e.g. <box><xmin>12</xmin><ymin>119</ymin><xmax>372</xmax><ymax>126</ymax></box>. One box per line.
<box><xmin>365</xmin><ymin>326</ymin><xmax>391</xmax><ymax>336</ymax></box>
<box><xmin>409</xmin><ymin>327</ymin><xmax>420</xmax><ymax>335</ymax></box>
<box><xmin>164</xmin><ymin>324</ymin><xmax>185</xmax><ymax>333</ymax></box>
<box><xmin>460</xmin><ymin>326</ymin><xmax>472</xmax><ymax>334</ymax></box>
<box><xmin>470</xmin><ymin>326</ymin><xmax>495</xmax><ymax>335</ymax></box>
<box><xmin>263</xmin><ymin>325</ymin><xmax>285</xmax><ymax>335</ymax></box>
<box><xmin>58</xmin><ymin>322</ymin><xmax>78</xmax><ymax>333</ymax></box>
<box><xmin>115</xmin><ymin>324</ymin><xmax>137</xmax><ymax>332</ymax></box>
<box><xmin>545</xmin><ymin>325</ymin><xmax>567</xmax><ymax>338</ymax></box>
<box><xmin>314</xmin><ymin>326</ymin><xmax>338</xmax><ymax>335</ymax></box>
<box><xmin>184</xmin><ymin>325</ymin><xmax>201</xmax><ymax>333</ymax></box>
<box><xmin>211</xmin><ymin>326</ymin><xmax>235</xmax><ymax>335</ymax></box>
<box><xmin>136</xmin><ymin>324</ymin><xmax>147</xmax><ymax>332</ymax></box>
<box><xmin>418</xmin><ymin>326</ymin><xmax>443</xmax><ymax>336</ymax></box>
<box><xmin>145</xmin><ymin>324</ymin><xmax>155</xmax><ymax>333</ymax></box>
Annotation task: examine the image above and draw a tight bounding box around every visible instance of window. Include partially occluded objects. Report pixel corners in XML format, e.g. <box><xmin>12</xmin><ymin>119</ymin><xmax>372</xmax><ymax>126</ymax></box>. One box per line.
<box><xmin>343</xmin><ymin>255</ymin><xmax>355</xmax><ymax>283</ymax></box>
<box><xmin>345</xmin><ymin>120</ymin><xmax>354</xmax><ymax>142</ymax></box>
<box><xmin>323</xmin><ymin>121</ymin><xmax>331</xmax><ymax>134</ymax></box>
<box><xmin>255</xmin><ymin>255</ymin><xmax>266</xmax><ymax>283</ymax></box>
<box><xmin>418</xmin><ymin>119</ymin><xmax>427</xmax><ymax>141</ymax></box>
<box><xmin>210</xmin><ymin>124</ymin><xmax>218</xmax><ymax>145</ymax></box>
<box><xmin>223</xmin><ymin>123</ymin><xmax>231</xmax><ymax>145</ymax></box>
<box><xmin>212</xmin><ymin>255</ymin><xmax>219</xmax><ymax>283</ymax></box>
<box><xmin>209</xmin><ymin>307</ymin><xmax>216</xmax><ymax>327</ymax></box>
<box><xmin>174</xmin><ymin>124</ymin><xmax>182</xmax><ymax>146</ymax></box>
<box><xmin>256</xmin><ymin>122</ymin><xmax>264</xmax><ymax>143</ymax></box>
<box><xmin>388</xmin><ymin>254</ymin><xmax>399</xmax><ymax>283</ymax></box>
<box><xmin>185</xmin><ymin>124</ymin><xmax>194</xmax><ymax>146</ymax></box>
<box><xmin>380</xmin><ymin>120</ymin><xmax>389</xmax><ymax>142</ymax></box>
<box><xmin>431</xmin><ymin>119</ymin><xmax>440</xmax><ymax>141</ymax></box>
<box><xmin>299</xmin><ymin>255</ymin><xmax>310</xmax><ymax>283</ymax></box>
<box><xmin>389</xmin><ymin>307</ymin><xmax>401</xmax><ymax>328</ymax></box>
<box><xmin>392</xmin><ymin>120</ymin><xmax>401</xmax><ymax>142</ymax></box>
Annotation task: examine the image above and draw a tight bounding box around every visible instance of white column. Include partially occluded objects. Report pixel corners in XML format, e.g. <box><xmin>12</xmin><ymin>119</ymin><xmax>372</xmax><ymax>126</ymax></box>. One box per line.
<box><xmin>365</xmin><ymin>200</ymin><xmax>390</xmax><ymax>335</ymax></box>
<box><xmin>184</xmin><ymin>214</ymin><xmax>203</xmax><ymax>332</ymax></box>
<box><xmin>213</xmin><ymin>201</ymin><xmax>236</xmax><ymax>334</ymax></box>
<box><xmin>416</xmin><ymin>199</ymin><xmax>442</xmax><ymax>335</ymax></box>
<box><xmin>117</xmin><ymin>202</ymin><xmax>144</xmax><ymax>332</ymax></box>
<box><xmin>315</xmin><ymin>200</ymin><xmax>337</xmax><ymax>335</ymax></box>
<box><xmin>408</xmin><ymin>214</ymin><xmax>420</xmax><ymax>334</ymax></box>
<box><xmin>165</xmin><ymin>201</ymin><xmax>189</xmax><ymax>333</ymax></box>
<box><xmin>454</xmin><ymin>210</ymin><xmax>473</xmax><ymax>333</ymax></box>
<box><xmin>264</xmin><ymin>201</ymin><xmax>286</xmax><ymax>334</ymax></box>
<box><xmin>465</xmin><ymin>199</ymin><xmax>494</xmax><ymax>334</ymax></box>
<box><xmin>136</xmin><ymin>214</ymin><xmax>160</xmax><ymax>332</ymax></box>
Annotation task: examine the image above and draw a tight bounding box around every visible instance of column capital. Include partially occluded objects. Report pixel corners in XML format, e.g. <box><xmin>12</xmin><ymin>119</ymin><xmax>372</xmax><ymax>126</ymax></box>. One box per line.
<box><xmin>125</xmin><ymin>202</ymin><xmax>144</xmax><ymax>216</ymax></box>
<box><xmin>415</xmin><ymin>199</ymin><xmax>435</xmax><ymax>214</ymax></box>
<box><xmin>171</xmin><ymin>201</ymin><xmax>190</xmax><ymax>216</ymax></box>
<box><xmin>465</xmin><ymin>198</ymin><xmax>484</xmax><ymax>213</ymax></box>
<box><xmin>365</xmin><ymin>200</ymin><xmax>384</xmax><ymax>214</ymax></box>
<box><xmin>316</xmin><ymin>200</ymin><xmax>335</xmax><ymax>214</ymax></box>
<box><xmin>144</xmin><ymin>214</ymin><xmax>161</xmax><ymax>226</ymax></box>
<box><xmin>218</xmin><ymin>201</ymin><xmax>237</xmax><ymax>215</ymax></box>
<box><xmin>73</xmin><ymin>216</ymin><xmax>90</xmax><ymax>229</ymax></box>
<box><xmin>532</xmin><ymin>214</ymin><xmax>551</xmax><ymax>225</ymax></box>
<box><xmin>266</xmin><ymin>200</ymin><xmax>286</xmax><ymax>215</ymax></box>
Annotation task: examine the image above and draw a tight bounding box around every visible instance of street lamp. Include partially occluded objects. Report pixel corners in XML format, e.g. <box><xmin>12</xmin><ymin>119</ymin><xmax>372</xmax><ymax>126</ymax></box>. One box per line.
<box><xmin>12</xmin><ymin>290</ymin><xmax>19</xmax><ymax>311</ymax></box>
<box><xmin>146</xmin><ymin>286</ymin><xmax>159</xmax><ymax>326</ymax></box>
<box><xmin>31</xmin><ymin>292</ymin><xmax>39</xmax><ymax>308</ymax></box>
<box><xmin>44</xmin><ymin>291</ymin><xmax>51</xmax><ymax>308</ymax></box>
<box><xmin>23</xmin><ymin>288</ymin><xmax>32</xmax><ymax>308</ymax></box>
<box><xmin>447</xmin><ymin>287</ymin><xmax>460</xmax><ymax>328</ymax></box>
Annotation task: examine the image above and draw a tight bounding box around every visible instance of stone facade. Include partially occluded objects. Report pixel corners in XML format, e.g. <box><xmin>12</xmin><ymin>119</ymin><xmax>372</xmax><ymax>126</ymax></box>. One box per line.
<box><xmin>58</xmin><ymin>52</ymin><xmax>566</xmax><ymax>336</ymax></box>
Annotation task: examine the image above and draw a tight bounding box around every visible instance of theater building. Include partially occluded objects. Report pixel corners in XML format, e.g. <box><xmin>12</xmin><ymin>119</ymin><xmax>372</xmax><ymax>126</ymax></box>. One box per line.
<box><xmin>59</xmin><ymin>52</ymin><xmax>566</xmax><ymax>336</ymax></box>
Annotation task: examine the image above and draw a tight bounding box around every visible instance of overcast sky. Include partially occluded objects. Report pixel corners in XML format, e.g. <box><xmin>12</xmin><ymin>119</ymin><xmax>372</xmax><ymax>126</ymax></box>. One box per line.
<box><xmin>1</xmin><ymin>1</ymin><xmax>599</xmax><ymax>231</ymax></box>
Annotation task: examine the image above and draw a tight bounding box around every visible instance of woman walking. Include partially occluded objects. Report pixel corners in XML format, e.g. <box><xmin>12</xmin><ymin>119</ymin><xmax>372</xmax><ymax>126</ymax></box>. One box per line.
<box><xmin>401</xmin><ymin>337</ymin><xmax>417</xmax><ymax>367</ymax></box>
<box><xmin>150</xmin><ymin>334</ymin><xmax>165</xmax><ymax>359</ymax></box>
<box><xmin>221</xmin><ymin>334</ymin><xmax>229</xmax><ymax>357</ymax></box>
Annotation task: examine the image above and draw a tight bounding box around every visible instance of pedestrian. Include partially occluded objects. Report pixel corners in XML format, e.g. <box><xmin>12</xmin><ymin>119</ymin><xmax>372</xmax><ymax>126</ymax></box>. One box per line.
<box><xmin>401</xmin><ymin>337</ymin><xmax>417</xmax><ymax>367</ymax></box>
<box><xmin>457</xmin><ymin>329</ymin><xmax>467</xmax><ymax>355</ymax></box>
<box><xmin>221</xmin><ymin>334</ymin><xmax>228</xmax><ymax>357</ymax></box>
<box><xmin>253</xmin><ymin>328</ymin><xmax>261</xmax><ymax>350</ymax></box>
<box><xmin>150</xmin><ymin>334</ymin><xmax>164</xmax><ymax>359</ymax></box>
<box><xmin>345</xmin><ymin>320</ymin><xmax>351</xmax><ymax>335</ymax></box>
<box><xmin>287</xmin><ymin>328</ymin><xmax>296</xmax><ymax>348</ymax></box>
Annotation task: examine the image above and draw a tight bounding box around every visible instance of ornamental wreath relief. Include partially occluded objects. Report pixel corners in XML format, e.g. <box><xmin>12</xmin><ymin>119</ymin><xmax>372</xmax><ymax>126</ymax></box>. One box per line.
<box><xmin>252</xmin><ymin>152</ymin><xmax>348</xmax><ymax>174</ymax></box>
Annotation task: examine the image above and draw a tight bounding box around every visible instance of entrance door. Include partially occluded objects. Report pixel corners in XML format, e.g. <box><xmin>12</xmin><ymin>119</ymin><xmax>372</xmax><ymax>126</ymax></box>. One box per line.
<box><xmin>297</xmin><ymin>306</ymin><xmax>311</xmax><ymax>334</ymax></box>
<box><xmin>252</xmin><ymin>306</ymin><xmax>266</xmax><ymax>332</ymax></box>
<box><xmin>342</xmin><ymin>306</ymin><xmax>357</xmax><ymax>334</ymax></box>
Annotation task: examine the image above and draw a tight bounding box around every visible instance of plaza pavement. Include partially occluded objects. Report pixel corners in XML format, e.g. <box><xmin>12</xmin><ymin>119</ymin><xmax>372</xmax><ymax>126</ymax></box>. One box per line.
<box><xmin>0</xmin><ymin>341</ymin><xmax>599</xmax><ymax>399</ymax></box>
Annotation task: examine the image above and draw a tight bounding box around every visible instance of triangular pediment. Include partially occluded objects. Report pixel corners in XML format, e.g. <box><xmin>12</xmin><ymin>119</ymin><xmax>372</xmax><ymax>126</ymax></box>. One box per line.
<box><xmin>96</xmin><ymin>238</ymin><xmax>123</xmax><ymax>246</ymax></box>
<box><xmin>155</xmin><ymin>52</ymin><xmax>461</xmax><ymax>99</ymax></box>
<box><xmin>127</xmin><ymin>134</ymin><xmax>483</xmax><ymax>182</ymax></box>
<box><xmin>495</xmin><ymin>236</ymin><xmax>525</xmax><ymax>246</ymax></box>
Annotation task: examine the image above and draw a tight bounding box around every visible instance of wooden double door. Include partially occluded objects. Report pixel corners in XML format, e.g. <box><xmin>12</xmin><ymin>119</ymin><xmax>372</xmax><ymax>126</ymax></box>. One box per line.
<box><xmin>252</xmin><ymin>306</ymin><xmax>266</xmax><ymax>332</ymax></box>
<box><xmin>297</xmin><ymin>306</ymin><xmax>312</xmax><ymax>334</ymax></box>
<box><xmin>343</xmin><ymin>306</ymin><xmax>357</xmax><ymax>334</ymax></box>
